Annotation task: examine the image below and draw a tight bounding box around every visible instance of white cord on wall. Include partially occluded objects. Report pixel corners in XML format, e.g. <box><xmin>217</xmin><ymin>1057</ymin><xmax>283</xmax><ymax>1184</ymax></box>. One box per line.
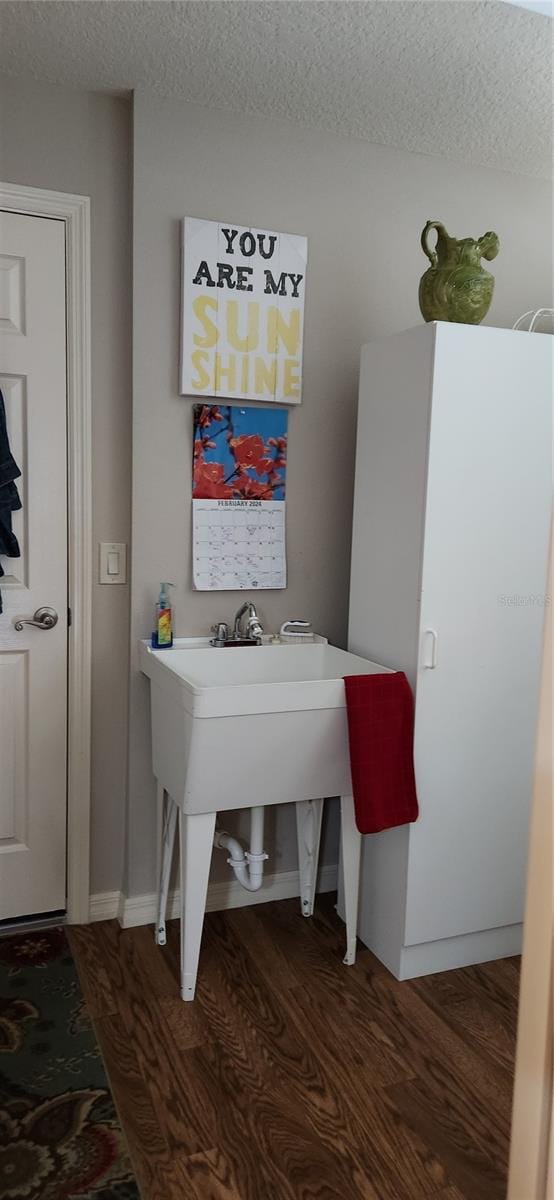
<box><xmin>512</xmin><ymin>308</ymin><xmax>554</xmax><ymax>332</ymax></box>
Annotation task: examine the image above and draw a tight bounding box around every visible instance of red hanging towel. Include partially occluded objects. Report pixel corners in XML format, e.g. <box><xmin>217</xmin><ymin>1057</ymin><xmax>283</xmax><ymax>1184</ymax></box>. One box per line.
<box><xmin>344</xmin><ymin>672</ymin><xmax>419</xmax><ymax>835</ymax></box>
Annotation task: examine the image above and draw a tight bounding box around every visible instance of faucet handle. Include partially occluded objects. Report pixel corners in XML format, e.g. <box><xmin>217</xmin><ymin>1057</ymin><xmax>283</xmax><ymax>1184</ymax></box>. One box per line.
<box><xmin>210</xmin><ymin>622</ymin><xmax>229</xmax><ymax>647</ymax></box>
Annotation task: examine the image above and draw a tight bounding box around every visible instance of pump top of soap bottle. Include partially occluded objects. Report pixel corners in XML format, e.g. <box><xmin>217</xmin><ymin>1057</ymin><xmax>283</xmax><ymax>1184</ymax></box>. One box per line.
<box><xmin>159</xmin><ymin>582</ymin><xmax>173</xmax><ymax>608</ymax></box>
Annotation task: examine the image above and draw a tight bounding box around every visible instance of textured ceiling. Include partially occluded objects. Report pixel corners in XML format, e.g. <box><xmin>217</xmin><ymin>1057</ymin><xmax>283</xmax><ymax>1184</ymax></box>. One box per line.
<box><xmin>0</xmin><ymin>1</ymin><xmax>552</xmax><ymax>179</ymax></box>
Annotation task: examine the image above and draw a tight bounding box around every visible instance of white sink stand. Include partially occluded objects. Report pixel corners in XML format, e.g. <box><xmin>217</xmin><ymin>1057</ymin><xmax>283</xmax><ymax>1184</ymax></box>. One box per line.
<box><xmin>140</xmin><ymin>637</ymin><xmax>391</xmax><ymax>1003</ymax></box>
<box><xmin>154</xmin><ymin>784</ymin><xmax>362</xmax><ymax>1002</ymax></box>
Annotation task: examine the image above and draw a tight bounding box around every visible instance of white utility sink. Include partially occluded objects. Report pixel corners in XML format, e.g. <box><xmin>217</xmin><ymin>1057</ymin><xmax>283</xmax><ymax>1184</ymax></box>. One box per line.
<box><xmin>140</xmin><ymin>636</ymin><xmax>391</xmax><ymax>1000</ymax></box>
<box><xmin>141</xmin><ymin>638</ymin><xmax>387</xmax><ymax>718</ymax></box>
<box><xmin>140</xmin><ymin>637</ymin><xmax>389</xmax><ymax>810</ymax></box>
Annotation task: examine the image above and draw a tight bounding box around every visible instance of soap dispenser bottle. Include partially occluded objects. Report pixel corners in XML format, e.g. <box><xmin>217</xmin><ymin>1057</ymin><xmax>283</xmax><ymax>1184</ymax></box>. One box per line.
<box><xmin>152</xmin><ymin>582</ymin><xmax>174</xmax><ymax>649</ymax></box>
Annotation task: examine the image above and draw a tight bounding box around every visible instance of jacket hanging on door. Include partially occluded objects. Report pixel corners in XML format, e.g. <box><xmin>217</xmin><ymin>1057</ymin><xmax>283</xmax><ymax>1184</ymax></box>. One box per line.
<box><xmin>0</xmin><ymin>388</ymin><xmax>22</xmax><ymax>615</ymax></box>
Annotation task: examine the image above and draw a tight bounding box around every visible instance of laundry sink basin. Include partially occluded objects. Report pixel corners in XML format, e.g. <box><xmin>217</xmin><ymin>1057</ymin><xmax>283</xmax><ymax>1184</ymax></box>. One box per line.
<box><xmin>140</xmin><ymin>637</ymin><xmax>390</xmax><ymax>814</ymax></box>
<box><xmin>141</xmin><ymin>638</ymin><xmax>388</xmax><ymax>717</ymax></box>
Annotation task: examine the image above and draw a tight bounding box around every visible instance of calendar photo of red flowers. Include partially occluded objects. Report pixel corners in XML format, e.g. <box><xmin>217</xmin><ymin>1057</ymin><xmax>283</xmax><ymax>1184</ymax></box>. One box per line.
<box><xmin>193</xmin><ymin>404</ymin><xmax>288</xmax><ymax>501</ymax></box>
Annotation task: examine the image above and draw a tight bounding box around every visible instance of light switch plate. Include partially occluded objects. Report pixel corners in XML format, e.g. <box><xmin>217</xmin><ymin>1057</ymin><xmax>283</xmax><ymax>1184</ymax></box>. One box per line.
<box><xmin>99</xmin><ymin>542</ymin><xmax>127</xmax><ymax>584</ymax></box>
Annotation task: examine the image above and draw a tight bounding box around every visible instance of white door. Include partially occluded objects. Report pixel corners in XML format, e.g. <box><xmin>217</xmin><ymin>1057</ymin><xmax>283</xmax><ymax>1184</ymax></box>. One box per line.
<box><xmin>407</xmin><ymin>324</ymin><xmax>552</xmax><ymax>946</ymax></box>
<box><xmin>0</xmin><ymin>209</ymin><xmax>68</xmax><ymax>921</ymax></box>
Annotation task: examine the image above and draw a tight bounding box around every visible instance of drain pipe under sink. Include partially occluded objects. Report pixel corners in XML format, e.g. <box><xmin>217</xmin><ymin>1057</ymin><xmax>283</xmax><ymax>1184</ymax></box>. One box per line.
<box><xmin>214</xmin><ymin>806</ymin><xmax>268</xmax><ymax>891</ymax></box>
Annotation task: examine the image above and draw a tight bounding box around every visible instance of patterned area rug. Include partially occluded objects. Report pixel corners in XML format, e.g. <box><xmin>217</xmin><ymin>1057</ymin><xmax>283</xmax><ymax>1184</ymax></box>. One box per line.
<box><xmin>0</xmin><ymin>926</ymin><xmax>139</xmax><ymax>1199</ymax></box>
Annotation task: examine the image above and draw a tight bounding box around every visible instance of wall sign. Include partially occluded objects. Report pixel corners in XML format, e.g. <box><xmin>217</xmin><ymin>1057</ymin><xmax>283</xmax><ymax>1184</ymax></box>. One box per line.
<box><xmin>192</xmin><ymin>403</ymin><xmax>288</xmax><ymax>590</ymax></box>
<box><xmin>181</xmin><ymin>218</ymin><xmax>307</xmax><ymax>405</ymax></box>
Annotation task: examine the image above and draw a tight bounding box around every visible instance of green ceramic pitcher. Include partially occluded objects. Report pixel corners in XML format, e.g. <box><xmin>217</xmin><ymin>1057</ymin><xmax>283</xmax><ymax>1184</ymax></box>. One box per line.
<box><xmin>419</xmin><ymin>220</ymin><xmax>500</xmax><ymax>325</ymax></box>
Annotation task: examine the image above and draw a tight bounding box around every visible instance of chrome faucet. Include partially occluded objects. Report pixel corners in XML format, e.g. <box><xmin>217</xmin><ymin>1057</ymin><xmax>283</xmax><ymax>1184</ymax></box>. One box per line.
<box><xmin>210</xmin><ymin>602</ymin><xmax>264</xmax><ymax>647</ymax></box>
<box><xmin>233</xmin><ymin>601</ymin><xmax>264</xmax><ymax>644</ymax></box>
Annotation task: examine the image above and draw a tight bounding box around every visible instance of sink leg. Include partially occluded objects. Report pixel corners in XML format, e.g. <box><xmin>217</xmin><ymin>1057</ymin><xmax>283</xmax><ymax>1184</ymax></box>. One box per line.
<box><xmin>340</xmin><ymin>794</ymin><xmax>361</xmax><ymax>966</ymax></box>
<box><xmin>296</xmin><ymin>798</ymin><xmax>324</xmax><ymax>918</ymax></box>
<box><xmin>155</xmin><ymin>790</ymin><xmax>177</xmax><ymax>947</ymax></box>
<box><xmin>179</xmin><ymin>809</ymin><xmax>216</xmax><ymax>1002</ymax></box>
<box><xmin>155</xmin><ymin>781</ymin><xmax>165</xmax><ymax>899</ymax></box>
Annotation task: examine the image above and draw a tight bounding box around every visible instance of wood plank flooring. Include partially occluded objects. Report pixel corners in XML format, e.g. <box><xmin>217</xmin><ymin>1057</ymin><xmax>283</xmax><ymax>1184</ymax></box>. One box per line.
<box><xmin>68</xmin><ymin>896</ymin><xmax>519</xmax><ymax>1200</ymax></box>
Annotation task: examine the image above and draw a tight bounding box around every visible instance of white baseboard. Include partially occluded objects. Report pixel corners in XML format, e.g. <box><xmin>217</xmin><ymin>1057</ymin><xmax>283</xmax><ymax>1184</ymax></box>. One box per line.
<box><xmin>88</xmin><ymin>891</ymin><xmax>121</xmax><ymax>922</ymax></box>
<box><xmin>397</xmin><ymin>922</ymin><xmax>523</xmax><ymax>979</ymax></box>
<box><xmin>89</xmin><ymin>863</ymin><xmax>338</xmax><ymax>927</ymax></box>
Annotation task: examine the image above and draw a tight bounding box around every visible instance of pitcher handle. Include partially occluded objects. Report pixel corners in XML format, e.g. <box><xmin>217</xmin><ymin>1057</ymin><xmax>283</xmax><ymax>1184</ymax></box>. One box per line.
<box><xmin>421</xmin><ymin>220</ymin><xmax>445</xmax><ymax>267</ymax></box>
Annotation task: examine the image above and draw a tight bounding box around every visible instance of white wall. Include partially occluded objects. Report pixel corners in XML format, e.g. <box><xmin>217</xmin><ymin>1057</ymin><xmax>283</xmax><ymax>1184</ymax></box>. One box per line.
<box><xmin>129</xmin><ymin>89</ymin><xmax>552</xmax><ymax>899</ymax></box>
<box><xmin>1</xmin><ymin>77</ymin><xmax>551</xmax><ymax>903</ymax></box>
<box><xmin>0</xmin><ymin>77</ymin><xmax>132</xmax><ymax>895</ymax></box>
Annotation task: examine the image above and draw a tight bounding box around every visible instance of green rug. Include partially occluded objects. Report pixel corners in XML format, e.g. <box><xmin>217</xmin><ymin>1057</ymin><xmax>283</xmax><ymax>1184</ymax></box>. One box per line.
<box><xmin>0</xmin><ymin>926</ymin><xmax>139</xmax><ymax>1199</ymax></box>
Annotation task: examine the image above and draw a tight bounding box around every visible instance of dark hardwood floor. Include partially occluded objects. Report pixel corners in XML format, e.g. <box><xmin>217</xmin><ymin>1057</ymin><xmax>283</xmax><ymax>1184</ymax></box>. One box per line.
<box><xmin>68</xmin><ymin>896</ymin><xmax>519</xmax><ymax>1200</ymax></box>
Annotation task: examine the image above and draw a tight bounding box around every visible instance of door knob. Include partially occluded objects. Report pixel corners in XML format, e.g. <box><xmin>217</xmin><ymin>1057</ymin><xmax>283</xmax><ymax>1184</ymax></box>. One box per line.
<box><xmin>14</xmin><ymin>606</ymin><xmax>59</xmax><ymax>631</ymax></box>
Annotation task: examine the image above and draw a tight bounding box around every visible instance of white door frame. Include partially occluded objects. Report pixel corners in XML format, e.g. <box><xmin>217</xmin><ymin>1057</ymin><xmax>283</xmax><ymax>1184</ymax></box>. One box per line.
<box><xmin>1</xmin><ymin>181</ymin><xmax>92</xmax><ymax>925</ymax></box>
<box><xmin>508</xmin><ymin>524</ymin><xmax>553</xmax><ymax>1200</ymax></box>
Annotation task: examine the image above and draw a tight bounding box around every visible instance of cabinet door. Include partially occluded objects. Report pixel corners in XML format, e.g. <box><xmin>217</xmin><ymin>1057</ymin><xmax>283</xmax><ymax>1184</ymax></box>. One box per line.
<box><xmin>405</xmin><ymin>325</ymin><xmax>552</xmax><ymax>947</ymax></box>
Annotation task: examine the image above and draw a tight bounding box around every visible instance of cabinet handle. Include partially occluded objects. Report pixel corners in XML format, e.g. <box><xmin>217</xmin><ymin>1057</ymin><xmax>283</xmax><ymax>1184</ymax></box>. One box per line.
<box><xmin>423</xmin><ymin>628</ymin><xmax>438</xmax><ymax>669</ymax></box>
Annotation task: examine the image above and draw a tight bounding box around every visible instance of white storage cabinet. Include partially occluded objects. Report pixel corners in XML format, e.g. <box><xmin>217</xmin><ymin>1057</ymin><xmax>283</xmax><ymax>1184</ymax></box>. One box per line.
<box><xmin>347</xmin><ymin>322</ymin><xmax>552</xmax><ymax>978</ymax></box>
